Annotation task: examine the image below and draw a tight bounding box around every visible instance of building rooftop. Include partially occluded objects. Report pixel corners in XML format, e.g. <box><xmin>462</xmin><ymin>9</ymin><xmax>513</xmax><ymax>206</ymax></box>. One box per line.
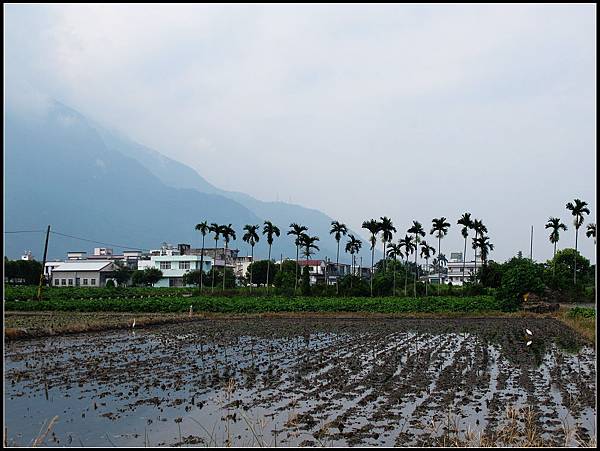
<box><xmin>51</xmin><ymin>261</ymin><xmax>115</xmax><ymax>272</ymax></box>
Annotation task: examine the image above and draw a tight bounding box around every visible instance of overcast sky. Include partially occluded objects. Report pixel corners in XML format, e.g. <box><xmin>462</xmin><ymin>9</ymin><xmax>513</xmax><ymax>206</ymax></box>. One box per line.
<box><xmin>5</xmin><ymin>4</ymin><xmax>596</xmax><ymax>262</ymax></box>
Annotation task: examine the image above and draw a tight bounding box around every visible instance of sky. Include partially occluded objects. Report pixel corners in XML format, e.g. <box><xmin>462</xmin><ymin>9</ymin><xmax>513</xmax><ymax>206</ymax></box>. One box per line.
<box><xmin>4</xmin><ymin>4</ymin><xmax>597</xmax><ymax>263</ymax></box>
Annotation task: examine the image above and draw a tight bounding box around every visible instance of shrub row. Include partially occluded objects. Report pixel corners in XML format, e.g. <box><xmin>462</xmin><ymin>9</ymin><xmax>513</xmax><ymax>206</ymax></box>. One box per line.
<box><xmin>5</xmin><ymin>295</ymin><xmax>500</xmax><ymax>314</ymax></box>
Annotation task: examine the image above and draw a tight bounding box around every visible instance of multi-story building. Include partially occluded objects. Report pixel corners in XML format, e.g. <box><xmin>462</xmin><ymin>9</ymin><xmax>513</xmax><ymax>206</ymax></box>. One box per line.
<box><xmin>445</xmin><ymin>252</ymin><xmax>482</xmax><ymax>286</ymax></box>
<box><xmin>138</xmin><ymin>255</ymin><xmax>213</xmax><ymax>287</ymax></box>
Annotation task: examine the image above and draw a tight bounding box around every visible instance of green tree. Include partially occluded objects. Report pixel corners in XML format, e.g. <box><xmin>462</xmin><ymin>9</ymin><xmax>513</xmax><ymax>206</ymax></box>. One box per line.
<box><xmin>110</xmin><ymin>264</ymin><xmax>132</xmax><ymax>287</ymax></box>
<box><xmin>262</xmin><ymin>220</ymin><xmax>281</xmax><ymax>293</ymax></box>
<box><xmin>546</xmin><ymin>248</ymin><xmax>591</xmax><ymax>291</ymax></box>
<box><xmin>419</xmin><ymin>240</ymin><xmax>436</xmax><ymax>296</ymax></box>
<box><xmin>287</xmin><ymin>223</ymin><xmax>308</xmax><ymax>293</ymax></box>
<box><xmin>430</xmin><ymin>217</ymin><xmax>451</xmax><ymax>294</ymax></box>
<box><xmin>407</xmin><ymin>221</ymin><xmax>426</xmax><ymax>297</ymax></box>
<box><xmin>208</xmin><ymin>222</ymin><xmax>221</xmax><ymax>292</ymax></box>
<box><xmin>144</xmin><ymin>267</ymin><xmax>163</xmax><ymax>285</ymax></box>
<box><xmin>545</xmin><ymin>217</ymin><xmax>567</xmax><ymax>277</ymax></box>
<box><xmin>457</xmin><ymin>213</ymin><xmax>474</xmax><ymax>285</ymax></box>
<box><xmin>398</xmin><ymin>235</ymin><xmax>416</xmax><ymax>296</ymax></box>
<box><xmin>345</xmin><ymin>234</ymin><xmax>362</xmax><ymax>288</ymax></box>
<box><xmin>246</xmin><ymin>260</ymin><xmax>276</xmax><ymax>286</ymax></box>
<box><xmin>330</xmin><ymin>220</ymin><xmax>348</xmax><ymax>294</ymax></box>
<box><xmin>386</xmin><ymin>243</ymin><xmax>403</xmax><ymax>296</ymax></box>
<box><xmin>473</xmin><ymin>235</ymin><xmax>494</xmax><ymax>266</ymax></box>
<box><xmin>471</xmin><ymin>219</ymin><xmax>488</xmax><ymax>281</ymax></box>
<box><xmin>586</xmin><ymin>223</ymin><xmax>596</xmax><ymax>244</ymax></box>
<box><xmin>194</xmin><ymin>221</ymin><xmax>210</xmax><ymax>291</ymax></box>
<box><xmin>242</xmin><ymin>224</ymin><xmax>260</xmax><ymax>289</ymax></box>
<box><xmin>379</xmin><ymin>216</ymin><xmax>396</xmax><ymax>273</ymax></box>
<box><xmin>566</xmin><ymin>198</ymin><xmax>590</xmax><ymax>285</ymax></box>
<box><xmin>220</xmin><ymin>224</ymin><xmax>236</xmax><ymax>291</ymax></box>
<box><xmin>362</xmin><ymin>219</ymin><xmax>381</xmax><ymax>296</ymax></box>
<box><xmin>498</xmin><ymin>256</ymin><xmax>545</xmax><ymax>311</ymax></box>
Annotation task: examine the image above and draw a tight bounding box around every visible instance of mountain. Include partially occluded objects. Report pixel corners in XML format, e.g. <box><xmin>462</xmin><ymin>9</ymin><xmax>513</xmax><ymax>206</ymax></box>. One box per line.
<box><xmin>5</xmin><ymin>97</ymin><xmax>372</xmax><ymax>264</ymax></box>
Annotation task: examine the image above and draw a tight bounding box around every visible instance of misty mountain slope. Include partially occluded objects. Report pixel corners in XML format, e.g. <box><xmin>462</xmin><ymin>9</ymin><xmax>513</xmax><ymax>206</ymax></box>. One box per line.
<box><xmin>5</xmin><ymin>101</ymin><xmax>265</xmax><ymax>260</ymax></box>
<box><xmin>92</xmin><ymin>122</ymin><xmax>374</xmax><ymax>263</ymax></box>
<box><xmin>5</xmin><ymin>98</ymin><xmax>363</xmax><ymax>261</ymax></box>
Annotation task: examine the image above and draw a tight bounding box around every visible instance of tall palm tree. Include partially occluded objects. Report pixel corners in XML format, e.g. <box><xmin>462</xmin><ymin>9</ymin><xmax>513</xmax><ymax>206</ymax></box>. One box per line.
<box><xmin>208</xmin><ymin>222</ymin><xmax>221</xmax><ymax>292</ymax></box>
<box><xmin>379</xmin><ymin>217</ymin><xmax>396</xmax><ymax>273</ymax></box>
<box><xmin>419</xmin><ymin>240</ymin><xmax>436</xmax><ymax>296</ymax></box>
<box><xmin>387</xmin><ymin>243</ymin><xmax>403</xmax><ymax>296</ymax></box>
<box><xmin>545</xmin><ymin>217</ymin><xmax>567</xmax><ymax>261</ymax></box>
<box><xmin>398</xmin><ymin>235</ymin><xmax>415</xmax><ymax>296</ymax></box>
<box><xmin>430</xmin><ymin>217</ymin><xmax>451</xmax><ymax>293</ymax></box>
<box><xmin>457</xmin><ymin>213</ymin><xmax>474</xmax><ymax>285</ymax></box>
<box><xmin>407</xmin><ymin>221</ymin><xmax>426</xmax><ymax>297</ymax></box>
<box><xmin>242</xmin><ymin>224</ymin><xmax>260</xmax><ymax>290</ymax></box>
<box><xmin>330</xmin><ymin>221</ymin><xmax>348</xmax><ymax>294</ymax></box>
<box><xmin>194</xmin><ymin>221</ymin><xmax>210</xmax><ymax>291</ymax></box>
<box><xmin>262</xmin><ymin>220</ymin><xmax>281</xmax><ymax>293</ymax></box>
<box><xmin>471</xmin><ymin>219</ymin><xmax>488</xmax><ymax>283</ymax></box>
<box><xmin>473</xmin><ymin>235</ymin><xmax>494</xmax><ymax>266</ymax></box>
<box><xmin>288</xmin><ymin>223</ymin><xmax>308</xmax><ymax>293</ymax></box>
<box><xmin>345</xmin><ymin>234</ymin><xmax>362</xmax><ymax>287</ymax></box>
<box><xmin>220</xmin><ymin>224</ymin><xmax>236</xmax><ymax>291</ymax></box>
<box><xmin>299</xmin><ymin>234</ymin><xmax>320</xmax><ymax>287</ymax></box>
<box><xmin>566</xmin><ymin>199</ymin><xmax>590</xmax><ymax>285</ymax></box>
<box><xmin>362</xmin><ymin>219</ymin><xmax>381</xmax><ymax>296</ymax></box>
<box><xmin>587</xmin><ymin>223</ymin><xmax>596</xmax><ymax>244</ymax></box>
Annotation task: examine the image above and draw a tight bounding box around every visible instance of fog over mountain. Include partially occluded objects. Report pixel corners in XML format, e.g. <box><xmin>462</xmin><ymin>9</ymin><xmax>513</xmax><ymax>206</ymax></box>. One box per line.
<box><xmin>4</xmin><ymin>4</ymin><xmax>597</xmax><ymax>264</ymax></box>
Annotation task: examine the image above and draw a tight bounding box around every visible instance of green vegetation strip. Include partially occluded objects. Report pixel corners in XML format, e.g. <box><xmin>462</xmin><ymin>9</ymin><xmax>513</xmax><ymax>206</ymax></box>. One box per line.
<box><xmin>567</xmin><ymin>307</ymin><xmax>596</xmax><ymax>319</ymax></box>
<box><xmin>5</xmin><ymin>295</ymin><xmax>500</xmax><ymax>314</ymax></box>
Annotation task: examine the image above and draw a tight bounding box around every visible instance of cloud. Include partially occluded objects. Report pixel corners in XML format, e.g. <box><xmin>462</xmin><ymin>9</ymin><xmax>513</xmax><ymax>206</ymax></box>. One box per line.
<box><xmin>4</xmin><ymin>4</ymin><xmax>596</xmax><ymax>262</ymax></box>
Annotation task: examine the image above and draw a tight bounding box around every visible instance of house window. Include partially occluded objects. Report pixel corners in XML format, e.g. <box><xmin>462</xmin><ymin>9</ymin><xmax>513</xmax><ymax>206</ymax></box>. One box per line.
<box><xmin>61</xmin><ymin>279</ymin><xmax>66</xmax><ymax>286</ymax></box>
<box><xmin>90</xmin><ymin>279</ymin><xmax>96</xmax><ymax>286</ymax></box>
<box><xmin>83</xmin><ymin>278</ymin><xmax>88</xmax><ymax>285</ymax></box>
<box><xmin>180</xmin><ymin>261</ymin><xmax>190</xmax><ymax>270</ymax></box>
<box><xmin>160</xmin><ymin>261</ymin><xmax>171</xmax><ymax>270</ymax></box>
<box><xmin>68</xmin><ymin>279</ymin><xmax>73</xmax><ymax>286</ymax></box>
<box><xmin>54</xmin><ymin>279</ymin><xmax>60</xmax><ymax>286</ymax></box>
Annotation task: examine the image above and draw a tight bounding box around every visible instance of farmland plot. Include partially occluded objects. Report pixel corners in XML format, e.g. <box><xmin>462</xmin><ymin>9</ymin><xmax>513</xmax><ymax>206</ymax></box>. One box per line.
<box><xmin>4</xmin><ymin>318</ymin><xmax>596</xmax><ymax>447</ymax></box>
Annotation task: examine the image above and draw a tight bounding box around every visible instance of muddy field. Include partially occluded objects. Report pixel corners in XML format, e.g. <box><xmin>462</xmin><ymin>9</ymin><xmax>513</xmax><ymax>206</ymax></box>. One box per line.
<box><xmin>4</xmin><ymin>317</ymin><xmax>596</xmax><ymax>447</ymax></box>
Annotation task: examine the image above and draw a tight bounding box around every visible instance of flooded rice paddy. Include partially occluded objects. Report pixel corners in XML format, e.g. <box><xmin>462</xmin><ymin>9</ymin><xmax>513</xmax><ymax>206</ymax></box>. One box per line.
<box><xmin>4</xmin><ymin>317</ymin><xmax>596</xmax><ymax>447</ymax></box>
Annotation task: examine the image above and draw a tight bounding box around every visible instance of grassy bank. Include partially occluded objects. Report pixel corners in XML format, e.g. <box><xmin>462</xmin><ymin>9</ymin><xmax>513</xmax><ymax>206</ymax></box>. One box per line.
<box><xmin>554</xmin><ymin>307</ymin><xmax>596</xmax><ymax>344</ymax></box>
<box><xmin>4</xmin><ymin>295</ymin><xmax>500</xmax><ymax>314</ymax></box>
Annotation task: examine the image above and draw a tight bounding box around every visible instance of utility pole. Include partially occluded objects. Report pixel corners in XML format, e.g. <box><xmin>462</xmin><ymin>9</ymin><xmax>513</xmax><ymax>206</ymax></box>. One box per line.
<box><xmin>37</xmin><ymin>225</ymin><xmax>51</xmax><ymax>301</ymax></box>
<box><xmin>530</xmin><ymin>225</ymin><xmax>534</xmax><ymax>261</ymax></box>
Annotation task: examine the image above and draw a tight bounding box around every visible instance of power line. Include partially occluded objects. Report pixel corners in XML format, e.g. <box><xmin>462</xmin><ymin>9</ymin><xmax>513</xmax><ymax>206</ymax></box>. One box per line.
<box><xmin>4</xmin><ymin>230</ymin><xmax>46</xmax><ymax>234</ymax></box>
<box><xmin>49</xmin><ymin>230</ymin><xmax>151</xmax><ymax>252</ymax></box>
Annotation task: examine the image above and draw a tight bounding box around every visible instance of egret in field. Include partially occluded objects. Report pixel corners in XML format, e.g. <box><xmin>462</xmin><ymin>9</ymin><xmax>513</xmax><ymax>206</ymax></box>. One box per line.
<box><xmin>525</xmin><ymin>328</ymin><xmax>533</xmax><ymax>346</ymax></box>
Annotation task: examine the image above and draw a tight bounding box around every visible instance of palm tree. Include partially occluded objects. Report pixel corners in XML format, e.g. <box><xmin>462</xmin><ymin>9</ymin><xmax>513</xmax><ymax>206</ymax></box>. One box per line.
<box><xmin>194</xmin><ymin>221</ymin><xmax>210</xmax><ymax>292</ymax></box>
<box><xmin>345</xmin><ymin>234</ymin><xmax>362</xmax><ymax>287</ymax></box>
<box><xmin>407</xmin><ymin>221</ymin><xmax>426</xmax><ymax>297</ymax></box>
<box><xmin>288</xmin><ymin>223</ymin><xmax>308</xmax><ymax>293</ymax></box>
<box><xmin>473</xmin><ymin>235</ymin><xmax>494</xmax><ymax>266</ymax></box>
<box><xmin>330</xmin><ymin>221</ymin><xmax>348</xmax><ymax>294</ymax></box>
<box><xmin>220</xmin><ymin>224</ymin><xmax>236</xmax><ymax>291</ymax></box>
<box><xmin>587</xmin><ymin>223</ymin><xmax>596</xmax><ymax>244</ymax></box>
<box><xmin>379</xmin><ymin>217</ymin><xmax>396</xmax><ymax>273</ymax></box>
<box><xmin>398</xmin><ymin>235</ymin><xmax>415</xmax><ymax>296</ymax></box>
<box><xmin>362</xmin><ymin>219</ymin><xmax>381</xmax><ymax>296</ymax></box>
<box><xmin>419</xmin><ymin>240</ymin><xmax>436</xmax><ymax>296</ymax></box>
<box><xmin>299</xmin><ymin>234</ymin><xmax>320</xmax><ymax>287</ymax></box>
<box><xmin>208</xmin><ymin>222</ymin><xmax>221</xmax><ymax>292</ymax></box>
<box><xmin>430</xmin><ymin>217</ymin><xmax>451</xmax><ymax>293</ymax></box>
<box><xmin>387</xmin><ymin>243</ymin><xmax>403</xmax><ymax>296</ymax></box>
<box><xmin>471</xmin><ymin>219</ymin><xmax>487</xmax><ymax>283</ymax></box>
<box><xmin>545</xmin><ymin>217</ymin><xmax>567</xmax><ymax>261</ymax></box>
<box><xmin>242</xmin><ymin>224</ymin><xmax>260</xmax><ymax>290</ymax></box>
<box><xmin>262</xmin><ymin>220</ymin><xmax>281</xmax><ymax>293</ymax></box>
<box><xmin>457</xmin><ymin>213</ymin><xmax>474</xmax><ymax>285</ymax></box>
<box><xmin>566</xmin><ymin>199</ymin><xmax>590</xmax><ymax>285</ymax></box>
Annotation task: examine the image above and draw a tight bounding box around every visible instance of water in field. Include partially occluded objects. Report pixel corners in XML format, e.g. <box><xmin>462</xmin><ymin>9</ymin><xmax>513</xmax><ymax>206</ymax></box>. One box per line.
<box><xmin>4</xmin><ymin>318</ymin><xmax>596</xmax><ymax>447</ymax></box>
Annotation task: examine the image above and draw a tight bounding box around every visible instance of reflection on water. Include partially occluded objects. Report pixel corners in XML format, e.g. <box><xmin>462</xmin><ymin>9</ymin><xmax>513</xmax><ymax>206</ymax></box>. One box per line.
<box><xmin>4</xmin><ymin>317</ymin><xmax>596</xmax><ymax>447</ymax></box>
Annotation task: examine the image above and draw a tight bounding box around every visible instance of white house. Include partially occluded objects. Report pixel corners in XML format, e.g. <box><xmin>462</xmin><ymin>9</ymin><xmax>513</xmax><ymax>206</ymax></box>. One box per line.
<box><xmin>139</xmin><ymin>255</ymin><xmax>213</xmax><ymax>287</ymax></box>
<box><xmin>445</xmin><ymin>253</ymin><xmax>482</xmax><ymax>286</ymax></box>
<box><xmin>51</xmin><ymin>261</ymin><xmax>119</xmax><ymax>287</ymax></box>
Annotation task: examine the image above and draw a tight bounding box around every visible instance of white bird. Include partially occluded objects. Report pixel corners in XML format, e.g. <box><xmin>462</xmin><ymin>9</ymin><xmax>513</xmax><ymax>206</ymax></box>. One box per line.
<box><xmin>132</xmin><ymin>318</ymin><xmax>136</xmax><ymax>329</ymax></box>
<box><xmin>526</xmin><ymin>340</ymin><xmax>533</xmax><ymax>346</ymax></box>
<box><xmin>526</xmin><ymin>328</ymin><xmax>533</xmax><ymax>336</ymax></box>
